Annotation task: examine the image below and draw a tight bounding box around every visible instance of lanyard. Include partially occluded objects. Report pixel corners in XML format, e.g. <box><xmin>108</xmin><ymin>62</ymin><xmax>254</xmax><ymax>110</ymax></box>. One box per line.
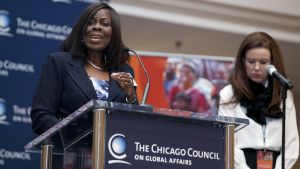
<box><xmin>262</xmin><ymin>125</ymin><xmax>266</xmax><ymax>151</ymax></box>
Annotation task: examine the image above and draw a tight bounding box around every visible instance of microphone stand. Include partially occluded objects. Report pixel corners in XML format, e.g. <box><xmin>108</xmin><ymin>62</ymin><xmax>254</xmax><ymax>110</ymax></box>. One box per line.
<box><xmin>267</xmin><ymin>65</ymin><xmax>293</xmax><ymax>169</ymax></box>
<box><xmin>280</xmin><ymin>81</ymin><xmax>293</xmax><ymax>169</ymax></box>
<box><xmin>281</xmin><ymin>85</ymin><xmax>287</xmax><ymax>169</ymax></box>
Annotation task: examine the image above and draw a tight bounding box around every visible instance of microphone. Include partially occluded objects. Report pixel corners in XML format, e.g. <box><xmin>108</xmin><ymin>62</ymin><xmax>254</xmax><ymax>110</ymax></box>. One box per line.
<box><xmin>266</xmin><ymin>64</ymin><xmax>293</xmax><ymax>89</ymax></box>
<box><xmin>125</xmin><ymin>47</ymin><xmax>150</xmax><ymax>105</ymax></box>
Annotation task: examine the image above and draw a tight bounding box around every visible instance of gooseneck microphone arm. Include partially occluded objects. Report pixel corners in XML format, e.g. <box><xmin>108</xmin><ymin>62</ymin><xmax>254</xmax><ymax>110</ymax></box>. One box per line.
<box><xmin>126</xmin><ymin>48</ymin><xmax>150</xmax><ymax>105</ymax></box>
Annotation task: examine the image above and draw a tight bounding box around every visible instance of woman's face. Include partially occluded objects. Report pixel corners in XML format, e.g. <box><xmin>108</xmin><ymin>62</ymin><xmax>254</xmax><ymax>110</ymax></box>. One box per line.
<box><xmin>83</xmin><ymin>9</ymin><xmax>112</xmax><ymax>53</ymax></box>
<box><xmin>179</xmin><ymin>65</ymin><xmax>196</xmax><ymax>84</ymax></box>
<box><xmin>244</xmin><ymin>48</ymin><xmax>271</xmax><ymax>84</ymax></box>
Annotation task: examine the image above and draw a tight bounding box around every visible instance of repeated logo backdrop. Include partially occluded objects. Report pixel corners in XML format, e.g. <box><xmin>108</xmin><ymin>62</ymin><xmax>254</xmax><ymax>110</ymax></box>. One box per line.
<box><xmin>0</xmin><ymin>1</ymin><xmax>108</xmax><ymax>169</ymax></box>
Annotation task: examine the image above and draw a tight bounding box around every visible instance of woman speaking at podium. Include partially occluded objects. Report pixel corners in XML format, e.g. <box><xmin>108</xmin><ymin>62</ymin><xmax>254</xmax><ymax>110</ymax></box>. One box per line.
<box><xmin>30</xmin><ymin>3</ymin><xmax>138</xmax><ymax>135</ymax></box>
<box><xmin>218</xmin><ymin>32</ymin><xmax>299</xmax><ymax>169</ymax></box>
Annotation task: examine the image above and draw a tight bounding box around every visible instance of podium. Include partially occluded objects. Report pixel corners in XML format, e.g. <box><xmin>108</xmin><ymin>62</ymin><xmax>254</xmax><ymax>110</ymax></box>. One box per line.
<box><xmin>25</xmin><ymin>100</ymin><xmax>248</xmax><ymax>169</ymax></box>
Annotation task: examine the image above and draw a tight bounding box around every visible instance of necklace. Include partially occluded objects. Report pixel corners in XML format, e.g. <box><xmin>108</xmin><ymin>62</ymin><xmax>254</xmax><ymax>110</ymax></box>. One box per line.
<box><xmin>87</xmin><ymin>60</ymin><xmax>103</xmax><ymax>71</ymax></box>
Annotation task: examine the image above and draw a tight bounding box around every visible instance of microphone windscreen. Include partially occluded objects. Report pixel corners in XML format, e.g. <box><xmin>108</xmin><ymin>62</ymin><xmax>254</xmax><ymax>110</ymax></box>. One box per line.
<box><xmin>266</xmin><ymin>64</ymin><xmax>276</xmax><ymax>75</ymax></box>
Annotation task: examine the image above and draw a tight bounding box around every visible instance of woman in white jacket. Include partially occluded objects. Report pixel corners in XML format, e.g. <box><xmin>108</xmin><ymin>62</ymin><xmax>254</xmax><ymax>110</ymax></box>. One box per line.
<box><xmin>218</xmin><ymin>31</ymin><xmax>299</xmax><ymax>169</ymax></box>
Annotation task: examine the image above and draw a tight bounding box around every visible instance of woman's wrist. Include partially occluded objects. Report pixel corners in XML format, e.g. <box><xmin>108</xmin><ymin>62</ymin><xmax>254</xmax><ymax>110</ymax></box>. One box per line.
<box><xmin>126</xmin><ymin>94</ymin><xmax>136</xmax><ymax>104</ymax></box>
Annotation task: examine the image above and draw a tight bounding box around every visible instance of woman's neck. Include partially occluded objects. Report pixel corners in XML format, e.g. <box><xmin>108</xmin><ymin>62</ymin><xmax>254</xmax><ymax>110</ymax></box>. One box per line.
<box><xmin>180</xmin><ymin>82</ymin><xmax>193</xmax><ymax>90</ymax></box>
<box><xmin>88</xmin><ymin>53</ymin><xmax>103</xmax><ymax>66</ymax></box>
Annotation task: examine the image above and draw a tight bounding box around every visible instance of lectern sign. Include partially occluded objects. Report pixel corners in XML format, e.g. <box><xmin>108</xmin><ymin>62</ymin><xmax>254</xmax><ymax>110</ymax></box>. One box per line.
<box><xmin>24</xmin><ymin>101</ymin><xmax>248</xmax><ymax>169</ymax></box>
<box><xmin>105</xmin><ymin>113</ymin><xmax>224</xmax><ymax>169</ymax></box>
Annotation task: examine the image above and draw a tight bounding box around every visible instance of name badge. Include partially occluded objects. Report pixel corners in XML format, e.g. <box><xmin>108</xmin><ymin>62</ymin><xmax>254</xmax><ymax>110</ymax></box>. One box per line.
<box><xmin>257</xmin><ymin>150</ymin><xmax>273</xmax><ymax>169</ymax></box>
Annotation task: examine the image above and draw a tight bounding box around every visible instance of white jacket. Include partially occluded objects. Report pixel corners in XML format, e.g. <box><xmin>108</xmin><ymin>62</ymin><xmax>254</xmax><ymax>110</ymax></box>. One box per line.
<box><xmin>218</xmin><ymin>85</ymin><xmax>299</xmax><ymax>169</ymax></box>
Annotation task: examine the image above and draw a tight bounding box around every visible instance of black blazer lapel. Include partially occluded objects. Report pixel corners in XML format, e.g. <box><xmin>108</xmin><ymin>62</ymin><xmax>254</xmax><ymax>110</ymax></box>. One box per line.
<box><xmin>65</xmin><ymin>55</ymin><xmax>96</xmax><ymax>100</ymax></box>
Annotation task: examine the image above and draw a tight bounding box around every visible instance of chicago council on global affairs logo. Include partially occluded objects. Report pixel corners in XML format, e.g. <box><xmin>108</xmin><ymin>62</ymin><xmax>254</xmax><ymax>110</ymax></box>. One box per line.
<box><xmin>0</xmin><ymin>98</ymin><xmax>9</xmax><ymax>125</ymax></box>
<box><xmin>0</xmin><ymin>10</ymin><xmax>13</xmax><ymax>37</ymax></box>
<box><xmin>108</xmin><ymin>133</ymin><xmax>130</xmax><ymax>165</ymax></box>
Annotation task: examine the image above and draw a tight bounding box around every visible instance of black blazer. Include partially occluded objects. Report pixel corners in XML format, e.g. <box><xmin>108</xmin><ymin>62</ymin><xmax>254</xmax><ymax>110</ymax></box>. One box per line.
<box><xmin>31</xmin><ymin>52</ymin><xmax>137</xmax><ymax>134</ymax></box>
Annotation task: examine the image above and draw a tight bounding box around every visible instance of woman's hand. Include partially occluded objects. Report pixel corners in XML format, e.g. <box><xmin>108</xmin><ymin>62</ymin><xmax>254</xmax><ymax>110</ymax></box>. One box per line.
<box><xmin>111</xmin><ymin>72</ymin><xmax>136</xmax><ymax>103</ymax></box>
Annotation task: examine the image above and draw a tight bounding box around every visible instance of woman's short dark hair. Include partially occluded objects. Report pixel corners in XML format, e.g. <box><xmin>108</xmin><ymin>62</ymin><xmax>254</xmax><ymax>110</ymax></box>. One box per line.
<box><xmin>60</xmin><ymin>3</ymin><xmax>129</xmax><ymax>70</ymax></box>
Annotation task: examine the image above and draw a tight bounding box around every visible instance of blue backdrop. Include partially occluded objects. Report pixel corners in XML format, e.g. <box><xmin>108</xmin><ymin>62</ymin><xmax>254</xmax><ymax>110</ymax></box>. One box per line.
<box><xmin>0</xmin><ymin>1</ymin><xmax>108</xmax><ymax>168</ymax></box>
